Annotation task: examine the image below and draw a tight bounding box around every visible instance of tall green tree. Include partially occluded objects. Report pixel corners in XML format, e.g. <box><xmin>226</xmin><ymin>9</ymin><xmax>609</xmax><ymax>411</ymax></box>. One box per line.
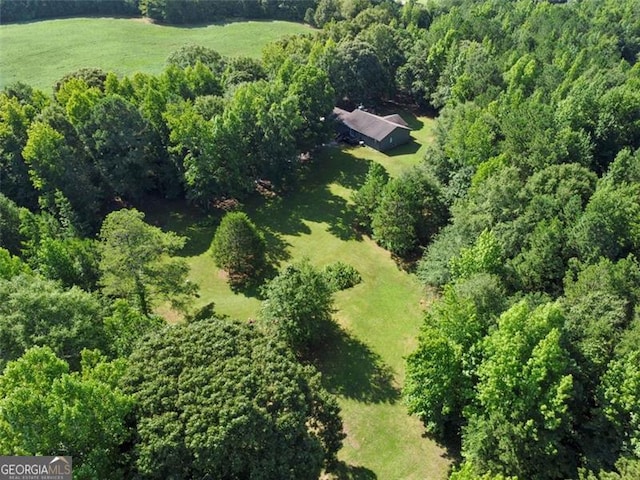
<box><xmin>103</xmin><ymin>299</ymin><xmax>165</xmax><ymax>359</ymax></box>
<box><xmin>285</xmin><ymin>63</ymin><xmax>335</xmax><ymax>151</ymax></box>
<box><xmin>463</xmin><ymin>301</ymin><xmax>575</xmax><ymax>480</ymax></box>
<box><xmin>372</xmin><ymin>168</ymin><xmax>448</xmax><ymax>257</ymax></box>
<box><xmin>0</xmin><ymin>274</ymin><xmax>107</xmax><ymax>370</ymax></box>
<box><xmin>79</xmin><ymin>95</ymin><xmax>157</xmax><ymax>200</ymax></box>
<box><xmin>122</xmin><ymin>318</ymin><xmax>343</xmax><ymax>479</ymax></box>
<box><xmin>166</xmin><ymin>44</ymin><xmax>226</xmax><ymax>74</ymax></box>
<box><xmin>405</xmin><ymin>274</ymin><xmax>505</xmax><ymax>438</ymax></box>
<box><xmin>22</xmin><ymin>120</ymin><xmax>100</xmax><ymax>229</ymax></box>
<box><xmin>98</xmin><ymin>208</ymin><xmax>197</xmax><ymax>316</ymax></box>
<box><xmin>222</xmin><ymin>56</ymin><xmax>267</xmax><ymax>88</ymax></box>
<box><xmin>55</xmin><ymin>77</ymin><xmax>102</xmax><ymax>127</ymax></box>
<box><xmin>0</xmin><ymin>93</ymin><xmax>39</xmax><ymax>208</ymax></box>
<box><xmin>221</xmin><ymin>80</ymin><xmax>301</xmax><ymax>190</ymax></box>
<box><xmin>164</xmin><ymin>100</ymin><xmax>230</xmax><ymax>205</ymax></box>
<box><xmin>351</xmin><ymin>162</ymin><xmax>388</xmax><ymax>232</ymax></box>
<box><xmin>0</xmin><ymin>248</ymin><xmax>30</xmax><ymax>280</ymax></box>
<box><xmin>211</xmin><ymin>211</ymin><xmax>266</xmax><ymax>286</ymax></box>
<box><xmin>600</xmin><ymin>350</ymin><xmax>640</xmax><ymax>459</ymax></box>
<box><xmin>572</xmin><ymin>183</ymin><xmax>640</xmax><ymax>264</ymax></box>
<box><xmin>261</xmin><ymin>259</ymin><xmax>334</xmax><ymax>354</ymax></box>
<box><xmin>32</xmin><ymin>236</ymin><xmax>100</xmax><ymax>291</ymax></box>
<box><xmin>0</xmin><ymin>347</ymin><xmax>133</xmax><ymax>479</ymax></box>
<box><xmin>450</xmin><ymin>229</ymin><xmax>503</xmax><ymax>282</ymax></box>
<box><xmin>327</xmin><ymin>39</ymin><xmax>389</xmax><ymax>104</ymax></box>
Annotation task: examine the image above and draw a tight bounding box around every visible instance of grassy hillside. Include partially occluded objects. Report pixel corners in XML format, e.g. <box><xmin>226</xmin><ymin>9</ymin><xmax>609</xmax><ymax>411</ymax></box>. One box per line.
<box><xmin>147</xmin><ymin>114</ymin><xmax>448</xmax><ymax>479</ymax></box>
<box><xmin>0</xmin><ymin>17</ymin><xmax>311</xmax><ymax>90</ymax></box>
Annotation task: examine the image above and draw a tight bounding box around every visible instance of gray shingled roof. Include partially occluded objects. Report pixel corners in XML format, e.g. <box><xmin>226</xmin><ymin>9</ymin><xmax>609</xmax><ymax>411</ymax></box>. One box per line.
<box><xmin>382</xmin><ymin>114</ymin><xmax>409</xmax><ymax>128</ymax></box>
<box><xmin>333</xmin><ymin>107</ymin><xmax>411</xmax><ymax>142</ymax></box>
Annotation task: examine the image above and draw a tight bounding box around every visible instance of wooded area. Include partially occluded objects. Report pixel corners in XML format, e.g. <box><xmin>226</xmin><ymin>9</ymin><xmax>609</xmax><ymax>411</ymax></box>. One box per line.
<box><xmin>1</xmin><ymin>0</ymin><xmax>640</xmax><ymax>478</ymax></box>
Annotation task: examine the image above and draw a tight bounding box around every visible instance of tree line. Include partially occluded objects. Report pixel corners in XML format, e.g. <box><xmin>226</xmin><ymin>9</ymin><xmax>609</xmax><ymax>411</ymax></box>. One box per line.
<box><xmin>1</xmin><ymin>0</ymin><xmax>431</xmax><ymax>236</ymax></box>
<box><xmin>0</xmin><ymin>0</ymin><xmax>317</xmax><ymax>24</ymax></box>
<box><xmin>0</xmin><ymin>0</ymin><xmax>138</xmax><ymax>23</ymax></box>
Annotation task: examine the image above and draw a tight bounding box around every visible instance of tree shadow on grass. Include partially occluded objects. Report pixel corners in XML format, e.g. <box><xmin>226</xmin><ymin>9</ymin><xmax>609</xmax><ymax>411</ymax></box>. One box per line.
<box><xmin>291</xmin><ymin>185</ymin><xmax>361</xmax><ymax>242</ymax></box>
<box><xmin>252</xmin><ymin>181</ymin><xmax>361</xmax><ymax>243</ymax></box>
<box><xmin>327</xmin><ymin>462</ymin><xmax>377</xmax><ymax>480</ymax></box>
<box><xmin>402</xmin><ymin>113</ymin><xmax>425</xmax><ymax>131</ymax></box>
<box><xmin>312</xmin><ymin>322</ymin><xmax>400</xmax><ymax>404</ymax></box>
<box><xmin>139</xmin><ymin>196</ymin><xmax>219</xmax><ymax>256</ymax></box>
<box><xmin>385</xmin><ymin>138</ymin><xmax>421</xmax><ymax>157</ymax></box>
<box><xmin>434</xmin><ymin>428</ymin><xmax>462</xmax><ymax>467</ymax></box>
<box><xmin>144</xmin><ymin>145</ymin><xmax>374</xmax><ymax>259</ymax></box>
<box><xmin>316</xmin><ymin>148</ymin><xmax>370</xmax><ymax>191</ymax></box>
<box><xmin>262</xmin><ymin>226</ymin><xmax>292</xmax><ymax>267</ymax></box>
<box><xmin>177</xmin><ymin>217</ymin><xmax>219</xmax><ymax>256</ymax></box>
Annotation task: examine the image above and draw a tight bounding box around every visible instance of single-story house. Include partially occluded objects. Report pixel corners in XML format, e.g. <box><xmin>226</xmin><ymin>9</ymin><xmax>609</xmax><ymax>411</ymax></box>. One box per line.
<box><xmin>333</xmin><ymin>107</ymin><xmax>411</xmax><ymax>152</ymax></box>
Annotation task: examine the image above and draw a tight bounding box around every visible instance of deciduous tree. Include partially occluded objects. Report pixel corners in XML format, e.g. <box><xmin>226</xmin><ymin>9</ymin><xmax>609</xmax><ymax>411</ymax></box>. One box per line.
<box><xmin>463</xmin><ymin>301</ymin><xmax>575</xmax><ymax>480</ymax></box>
<box><xmin>0</xmin><ymin>347</ymin><xmax>133</xmax><ymax>479</ymax></box>
<box><xmin>98</xmin><ymin>208</ymin><xmax>197</xmax><ymax>316</ymax></box>
<box><xmin>372</xmin><ymin>168</ymin><xmax>447</xmax><ymax>257</ymax></box>
<box><xmin>405</xmin><ymin>274</ymin><xmax>505</xmax><ymax>437</ymax></box>
<box><xmin>261</xmin><ymin>259</ymin><xmax>334</xmax><ymax>353</ymax></box>
<box><xmin>122</xmin><ymin>318</ymin><xmax>343</xmax><ymax>479</ymax></box>
<box><xmin>80</xmin><ymin>95</ymin><xmax>156</xmax><ymax>200</ymax></box>
<box><xmin>0</xmin><ymin>274</ymin><xmax>107</xmax><ymax>370</ymax></box>
<box><xmin>352</xmin><ymin>162</ymin><xmax>388</xmax><ymax>233</ymax></box>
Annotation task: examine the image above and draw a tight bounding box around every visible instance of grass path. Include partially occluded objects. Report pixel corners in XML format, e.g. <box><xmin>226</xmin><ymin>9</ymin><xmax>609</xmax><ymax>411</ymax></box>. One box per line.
<box><xmin>147</xmin><ymin>113</ymin><xmax>449</xmax><ymax>479</ymax></box>
<box><xmin>0</xmin><ymin>17</ymin><xmax>311</xmax><ymax>90</ymax></box>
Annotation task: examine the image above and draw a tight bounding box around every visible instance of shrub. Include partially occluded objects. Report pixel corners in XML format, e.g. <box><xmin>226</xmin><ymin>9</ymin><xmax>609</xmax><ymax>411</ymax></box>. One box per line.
<box><xmin>211</xmin><ymin>211</ymin><xmax>266</xmax><ymax>286</ymax></box>
<box><xmin>323</xmin><ymin>261</ymin><xmax>362</xmax><ymax>292</ymax></box>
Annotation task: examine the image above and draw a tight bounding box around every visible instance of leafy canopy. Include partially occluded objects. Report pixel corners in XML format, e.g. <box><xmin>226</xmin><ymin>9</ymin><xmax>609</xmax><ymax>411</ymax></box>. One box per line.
<box><xmin>211</xmin><ymin>211</ymin><xmax>266</xmax><ymax>286</ymax></box>
<box><xmin>261</xmin><ymin>259</ymin><xmax>334</xmax><ymax>353</ymax></box>
<box><xmin>122</xmin><ymin>317</ymin><xmax>343</xmax><ymax>479</ymax></box>
<box><xmin>98</xmin><ymin>208</ymin><xmax>197</xmax><ymax>316</ymax></box>
<box><xmin>0</xmin><ymin>347</ymin><xmax>133</xmax><ymax>480</ymax></box>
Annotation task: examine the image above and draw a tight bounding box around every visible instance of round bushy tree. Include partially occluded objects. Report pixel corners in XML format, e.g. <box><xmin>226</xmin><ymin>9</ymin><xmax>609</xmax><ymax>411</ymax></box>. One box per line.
<box><xmin>372</xmin><ymin>168</ymin><xmax>448</xmax><ymax>257</ymax></box>
<box><xmin>211</xmin><ymin>211</ymin><xmax>266</xmax><ymax>286</ymax></box>
<box><xmin>123</xmin><ymin>318</ymin><xmax>343</xmax><ymax>480</ymax></box>
<box><xmin>351</xmin><ymin>162</ymin><xmax>388</xmax><ymax>233</ymax></box>
<box><xmin>261</xmin><ymin>259</ymin><xmax>334</xmax><ymax>354</ymax></box>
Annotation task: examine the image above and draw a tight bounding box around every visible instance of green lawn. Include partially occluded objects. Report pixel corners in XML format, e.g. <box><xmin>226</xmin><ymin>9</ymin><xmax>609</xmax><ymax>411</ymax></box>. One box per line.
<box><xmin>0</xmin><ymin>17</ymin><xmax>311</xmax><ymax>90</ymax></box>
<box><xmin>146</xmin><ymin>114</ymin><xmax>450</xmax><ymax>479</ymax></box>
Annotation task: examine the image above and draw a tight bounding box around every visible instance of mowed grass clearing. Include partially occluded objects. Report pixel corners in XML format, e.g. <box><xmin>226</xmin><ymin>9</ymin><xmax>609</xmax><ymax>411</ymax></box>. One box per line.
<box><xmin>0</xmin><ymin>17</ymin><xmax>311</xmax><ymax>90</ymax></box>
<box><xmin>147</xmin><ymin>113</ymin><xmax>449</xmax><ymax>479</ymax></box>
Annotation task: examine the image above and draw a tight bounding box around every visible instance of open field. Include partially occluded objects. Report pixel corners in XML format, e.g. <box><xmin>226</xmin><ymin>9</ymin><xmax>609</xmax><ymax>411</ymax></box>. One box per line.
<box><xmin>0</xmin><ymin>17</ymin><xmax>311</xmax><ymax>90</ymax></box>
<box><xmin>145</xmin><ymin>113</ymin><xmax>450</xmax><ymax>479</ymax></box>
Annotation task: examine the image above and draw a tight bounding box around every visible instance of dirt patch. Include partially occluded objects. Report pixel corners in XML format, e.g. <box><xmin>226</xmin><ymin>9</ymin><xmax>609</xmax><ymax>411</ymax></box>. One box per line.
<box><xmin>130</xmin><ymin>16</ymin><xmax>156</xmax><ymax>25</ymax></box>
<box><xmin>155</xmin><ymin>303</ymin><xmax>185</xmax><ymax>324</ymax></box>
<box><xmin>343</xmin><ymin>424</ymin><xmax>361</xmax><ymax>451</ymax></box>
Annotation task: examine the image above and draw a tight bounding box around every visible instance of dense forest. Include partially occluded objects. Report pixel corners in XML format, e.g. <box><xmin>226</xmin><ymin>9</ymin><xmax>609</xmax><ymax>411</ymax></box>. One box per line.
<box><xmin>1</xmin><ymin>0</ymin><xmax>640</xmax><ymax>478</ymax></box>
